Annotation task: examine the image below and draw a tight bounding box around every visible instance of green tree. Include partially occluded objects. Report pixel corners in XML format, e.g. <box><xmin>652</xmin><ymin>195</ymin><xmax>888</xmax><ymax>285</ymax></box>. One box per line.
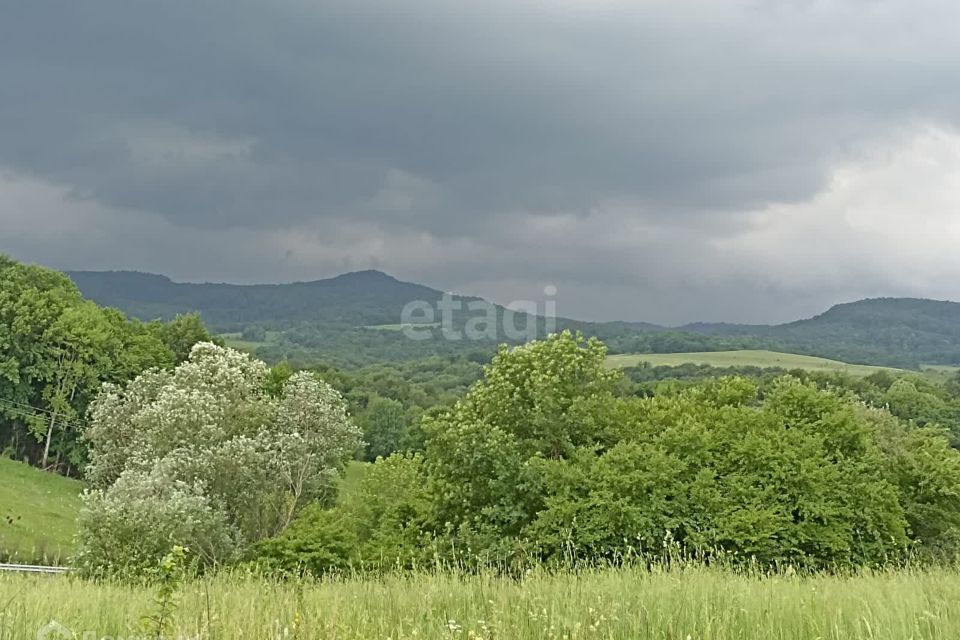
<box><xmin>425</xmin><ymin>331</ymin><xmax>622</xmax><ymax>544</ymax></box>
<box><xmin>360</xmin><ymin>396</ymin><xmax>410</xmax><ymax>461</ymax></box>
<box><xmin>152</xmin><ymin>313</ymin><xmax>221</xmax><ymax>363</ymax></box>
<box><xmin>884</xmin><ymin>379</ymin><xmax>947</xmax><ymax>427</ymax></box>
<box><xmin>0</xmin><ymin>257</ymin><xmax>173</xmax><ymax>471</ymax></box>
<box><xmin>79</xmin><ymin>343</ymin><xmax>362</xmax><ymax>575</ymax></box>
<box><xmin>242</xmin><ymin>326</ymin><xmax>268</xmax><ymax>342</ymax></box>
<box><xmin>523</xmin><ymin>377</ymin><xmax>911</xmax><ymax>568</ymax></box>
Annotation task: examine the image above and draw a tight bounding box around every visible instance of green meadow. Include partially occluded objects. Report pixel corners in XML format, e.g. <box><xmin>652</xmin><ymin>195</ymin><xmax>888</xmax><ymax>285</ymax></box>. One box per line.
<box><xmin>2</xmin><ymin>566</ymin><xmax>960</xmax><ymax>639</ymax></box>
<box><xmin>605</xmin><ymin>349</ymin><xmax>906</xmax><ymax>376</ymax></box>
<box><xmin>0</xmin><ymin>458</ymin><xmax>82</xmax><ymax>564</ymax></box>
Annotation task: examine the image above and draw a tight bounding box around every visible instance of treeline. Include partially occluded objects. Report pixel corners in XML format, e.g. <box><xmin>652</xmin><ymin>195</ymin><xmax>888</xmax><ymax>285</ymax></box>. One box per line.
<box><xmin>71</xmin><ymin>269</ymin><xmax>960</xmax><ymax>370</ymax></box>
<box><xmin>310</xmin><ymin>356</ymin><xmax>484</xmax><ymax>461</ymax></box>
<box><xmin>254</xmin><ymin>333</ymin><xmax>960</xmax><ymax>574</ymax></box>
<box><xmin>339</xmin><ymin>357</ymin><xmax>960</xmax><ymax>467</ymax></box>
<box><xmin>61</xmin><ymin>328</ymin><xmax>960</xmax><ymax>576</ymax></box>
<box><xmin>622</xmin><ymin>362</ymin><xmax>960</xmax><ymax>445</ymax></box>
<box><xmin>0</xmin><ymin>256</ymin><xmax>218</xmax><ymax>473</ymax></box>
<box><xmin>253</xmin><ymin>323</ymin><xmax>499</xmax><ymax>369</ymax></box>
<box><xmin>234</xmin><ymin>320</ymin><xmax>766</xmax><ymax>371</ymax></box>
<box><xmin>11</xmin><ymin>258</ymin><xmax>960</xmax><ymax>576</ymax></box>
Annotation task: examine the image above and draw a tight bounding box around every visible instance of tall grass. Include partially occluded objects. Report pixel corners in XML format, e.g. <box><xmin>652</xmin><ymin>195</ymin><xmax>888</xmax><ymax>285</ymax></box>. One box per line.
<box><xmin>2</xmin><ymin>564</ymin><xmax>959</xmax><ymax>639</ymax></box>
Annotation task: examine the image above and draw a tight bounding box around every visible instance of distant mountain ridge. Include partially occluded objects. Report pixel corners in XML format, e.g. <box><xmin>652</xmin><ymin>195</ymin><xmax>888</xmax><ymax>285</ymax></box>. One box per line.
<box><xmin>679</xmin><ymin>297</ymin><xmax>960</xmax><ymax>367</ymax></box>
<box><xmin>67</xmin><ymin>269</ymin><xmax>466</xmax><ymax>329</ymax></box>
<box><xmin>67</xmin><ymin>270</ymin><xmax>960</xmax><ymax>368</ymax></box>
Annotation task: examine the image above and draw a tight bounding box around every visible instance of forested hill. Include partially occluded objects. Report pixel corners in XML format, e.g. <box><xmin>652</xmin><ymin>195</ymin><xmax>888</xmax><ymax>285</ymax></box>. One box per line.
<box><xmin>67</xmin><ymin>269</ymin><xmax>464</xmax><ymax>330</ymax></box>
<box><xmin>678</xmin><ymin>298</ymin><xmax>960</xmax><ymax>367</ymax></box>
<box><xmin>68</xmin><ymin>270</ymin><xmax>960</xmax><ymax>368</ymax></box>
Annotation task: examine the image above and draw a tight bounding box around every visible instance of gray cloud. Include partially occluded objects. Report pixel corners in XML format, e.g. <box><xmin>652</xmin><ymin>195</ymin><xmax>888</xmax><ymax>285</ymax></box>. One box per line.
<box><xmin>2</xmin><ymin>0</ymin><xmax>960</xmax><ymax>323</ymax></box>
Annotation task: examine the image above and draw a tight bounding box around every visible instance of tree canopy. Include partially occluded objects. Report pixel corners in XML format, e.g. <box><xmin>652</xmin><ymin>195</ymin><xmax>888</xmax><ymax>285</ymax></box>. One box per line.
<box><xmin>0</xmin><ymin>256</ymin><xmax>193</xmax><ymax>471</ymax></box>
<box><xmin>262</xmin><ymin>332</ymin><xmax>960</xmax><ymax>574</ymax></box>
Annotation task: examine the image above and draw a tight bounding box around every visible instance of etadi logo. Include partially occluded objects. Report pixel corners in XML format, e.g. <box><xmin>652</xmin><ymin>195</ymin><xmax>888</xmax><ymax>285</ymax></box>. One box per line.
<box><xmin>37</xmin><ymin>621</ymin><xmax>72</xmax><ymax>639</ymax></box>
<box><xmin>35</xmin><ymin>621</ymin><xmax>198</xmax><ymax>640</ymax></box>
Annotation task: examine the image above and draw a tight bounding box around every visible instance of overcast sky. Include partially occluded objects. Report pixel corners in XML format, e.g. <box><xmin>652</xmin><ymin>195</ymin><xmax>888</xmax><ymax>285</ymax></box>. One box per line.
<box><xmin>2</xmin><ymin>0</ymin><xmax>960</xmax><ymax>324</ymax></box>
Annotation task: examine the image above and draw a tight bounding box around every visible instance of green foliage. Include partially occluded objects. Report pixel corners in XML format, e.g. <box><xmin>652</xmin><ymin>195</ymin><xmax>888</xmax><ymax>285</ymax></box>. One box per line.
<box><xmin>152</xmin><ymin>313</ymin><xmax>222</xmax><ymax>363</ymax></box>
<box><xmin>349</xmin><ymin>454</ymin><xmax>433</xmax><ymax>569</ymax></box>
<box><xmin>252</xmin><ymin>504</ymin><xmax>357</xmax><ymax>575</ymax></box>
<box><xmin>264</xmin><ymin>361</ymin><xmax>294</xmax><ymax>398</ymax></box>
<box><xmin>77</xmin><ymin>343</ymin><xmax>362</xmax><ymax>575</ymax></box>
<box><xmin>359</xmin><ymin>396</ymin><xmax>411</xmax><ymax>461</ymax></box>
<box><xmin>140</xmin><ymin>545</ymin><xmax>188</xmax><ymax>638</ymax></box>
<box><xmin>241</xmin><ymin>325</ymin><xmax>268</xmax><ymax>343</ymax></box>
<box><xmin>254</xmin><ymin>454</ymin><xmax>433</xmax><ymax>574</ymax></box>
<box><xmin>518</xmin><ymin>378</ymin><xmax>907</xmax><ymax>568</ymax></box>
<box><xmin>365</xmin><ymin>335</ymin><xmax>960</xmax><ymax>571</ymax></box>
<box><xmin>0</xmin><ymin>256</ymin><xmax>180</xmax><ymax>471</ymax></box>
<box><xmin>884</xmin><ymin>379</ymin><xmax>950</xmax><ymax>427</ymax></box>
<box><xmin>864</xmin><ymin>407</ymin><xmax>960</xmax><ymax>561</ymax></box>
<box><xmin>425</xmin><ymin>332</ymin><xmax>620</xmax><ymax>542</ymax></box>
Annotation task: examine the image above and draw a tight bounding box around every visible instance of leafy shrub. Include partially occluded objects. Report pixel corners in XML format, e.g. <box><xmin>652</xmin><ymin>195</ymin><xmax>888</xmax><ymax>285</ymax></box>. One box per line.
<box><xmin>75</xmin><ymin>468</ymin><xmax>239</xmax><ymax>577</ymax></box>
<box><xmin>251</xmin><ymin>504</ymin><xmax>357</xmax><ymax>576</ymax></box>
<box><xmin>253</xmin><ymin>453</ymin><xmax>433</xmax><ymax>575</ymax></box>
<box><xmin>359</xmin><ymin>396</ymin><xmax>411</xmax><ymax>461</ymax></box>
<box><xmin>77</xmin><ymin>343</ymin><xmax>362</xmax><ymax>576</ymax></box>
<box><xmin>528</xmin><ymin>378</ymin><xmax>911</xmax><ymax>568</ymax></box>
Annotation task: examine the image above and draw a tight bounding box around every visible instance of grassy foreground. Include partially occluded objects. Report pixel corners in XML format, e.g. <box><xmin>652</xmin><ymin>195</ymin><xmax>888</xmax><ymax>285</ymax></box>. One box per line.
<box><xmin>2</xmin><ymin>566</ymin><xmax>960</xmax><ymax>639</ymax></box>
<box><xmin>0</xmin><ymin>459</ymin><xmax>82</xmax><ymax>563</ymax></box>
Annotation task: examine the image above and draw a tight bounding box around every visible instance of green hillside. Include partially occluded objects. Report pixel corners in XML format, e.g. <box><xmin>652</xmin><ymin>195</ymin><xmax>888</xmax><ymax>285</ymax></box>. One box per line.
<box><xmin>0</xmin><ymin>459</ymin><xmax>82</xmax><ymax>564</ymax></box>
<box><xmin>67</xmin><ymin>270</ymin><xmax>960</xmax><ymax>369</ymax></box>
<box><xmin>683</xmin><ymin>298</ymin><xmax>960</xmax><ymax>368</ymax></box>
<box><xmin>606</xmin><ymin>350</ymin><xmax>904</xmax><ymax>376</ymax></box>
<box><xmin>66</xmin><ymin>269</ymin><xmax>464</xmax><ymax>332</ymax></box>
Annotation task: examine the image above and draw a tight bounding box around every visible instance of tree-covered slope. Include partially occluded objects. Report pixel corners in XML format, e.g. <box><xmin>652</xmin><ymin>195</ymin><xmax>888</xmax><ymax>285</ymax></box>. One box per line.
<box><xmin>680</xmin><ymin>298</ymin><xmax>960</xmax><ymax>367</ymax></box>
<box><xmin>68</xmin><ymin>270</ymin><xmax>960</xmax><ymax>368</ymax></box>
<box><xmin>67</xmin><ymin>269</ymin><xmax>454</xmax><ymax>331</ymax></box>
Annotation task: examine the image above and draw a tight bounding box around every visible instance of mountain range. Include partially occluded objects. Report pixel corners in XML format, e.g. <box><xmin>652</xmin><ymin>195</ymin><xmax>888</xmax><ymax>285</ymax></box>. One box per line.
<box><xmin>67</xmin><ymin>270</ymin><xmax>960</xmax><ymax>369</ymax></box>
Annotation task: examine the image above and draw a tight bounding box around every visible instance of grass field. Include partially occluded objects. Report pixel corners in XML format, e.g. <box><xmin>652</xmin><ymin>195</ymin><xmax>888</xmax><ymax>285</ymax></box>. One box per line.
<box><xmin>605</xmin><ymin>349</ymin><xmax>904</xmax><ymax>376</ymax></box>
<box><xmin>364</xmin><ymin>322</ymin><xmax>441</xmax><ymax>331</ymax></box>
<box><xmin>0</xmin><ymin>459</ymin><xmax>83</xmax><ymax>564</ymax></box>
<box><xmin>2</xmin><ymin>566</ymin><xmax>960</xmax><ymax>639</ymax></box>
<box><xmin>0</xmin><ymin>459</ymin><xmax>366</xmax><ymax>567</ymax></box>
<box><xmin>336</xmin><ymin>460</ymin><xmax>369</xmax><ymax>505</ymax></box>
<box><xmin>219</xmin><ymin>331</ymin><xmax>283</xmax><ymax>353</ymax></box>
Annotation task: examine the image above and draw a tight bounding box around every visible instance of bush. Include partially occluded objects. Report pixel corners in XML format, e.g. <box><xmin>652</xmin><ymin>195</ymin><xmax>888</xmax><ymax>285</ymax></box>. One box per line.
<box><xmin>528</xmin><ymin>378</ymin><xmax>911</xmax><ymax>568</ymax></box>
<box><xmin>251</xmin><ymin>504</ymin><xmax>357</xmax><ymax>576</ymax></box>
<box><xmin>77</xmin><ymin>343</ymin><xmax>362</xmax><ymax>576</ymax></box>
<box><xmin>359</xmin><ymin>396</ymin><xmax>411</xmax><ymax>461</ymax></box>
<box><xmin>254</xmin><ymin>453</ymin><xmax>434</xmax><ymax>575</ymax></box>
<box><xmin>75</xmin><ymin>468</ymin><xmax>239</xmax><ymax>577</ymax></box>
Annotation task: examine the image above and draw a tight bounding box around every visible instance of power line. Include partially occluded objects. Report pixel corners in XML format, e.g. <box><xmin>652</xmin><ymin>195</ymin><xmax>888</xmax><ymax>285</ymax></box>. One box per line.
<box><xmin>0</xmin><ymin>397</ymin><xmax>60</xmax><ymax>417</ymax></box>
<box><xmin>0</xmin><ymin>398</ymin><xmax>86</xmax><ymax>431</ymax></box>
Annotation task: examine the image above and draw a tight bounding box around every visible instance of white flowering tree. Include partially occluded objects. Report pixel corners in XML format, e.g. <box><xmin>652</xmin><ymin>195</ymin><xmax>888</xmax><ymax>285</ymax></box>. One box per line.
<box><xmin>76</xmin><ymin>343</ymin><xmax>362</xmax><ymax>575</ymax></box>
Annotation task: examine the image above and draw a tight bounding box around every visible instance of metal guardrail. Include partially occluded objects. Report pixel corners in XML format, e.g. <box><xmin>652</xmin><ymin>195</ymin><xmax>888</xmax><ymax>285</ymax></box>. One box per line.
<box><xmin>0</xmin><ymin>563</ymin><xmax>70</xmax><ymax>574</ymax></box>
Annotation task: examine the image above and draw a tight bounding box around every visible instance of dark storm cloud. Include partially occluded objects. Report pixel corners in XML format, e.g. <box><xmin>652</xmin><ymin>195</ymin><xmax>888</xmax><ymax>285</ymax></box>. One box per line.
<box><xmin>2</xmin><ymin>0</ymin><xmax>960</xmax><ymax>322</ymax></box>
